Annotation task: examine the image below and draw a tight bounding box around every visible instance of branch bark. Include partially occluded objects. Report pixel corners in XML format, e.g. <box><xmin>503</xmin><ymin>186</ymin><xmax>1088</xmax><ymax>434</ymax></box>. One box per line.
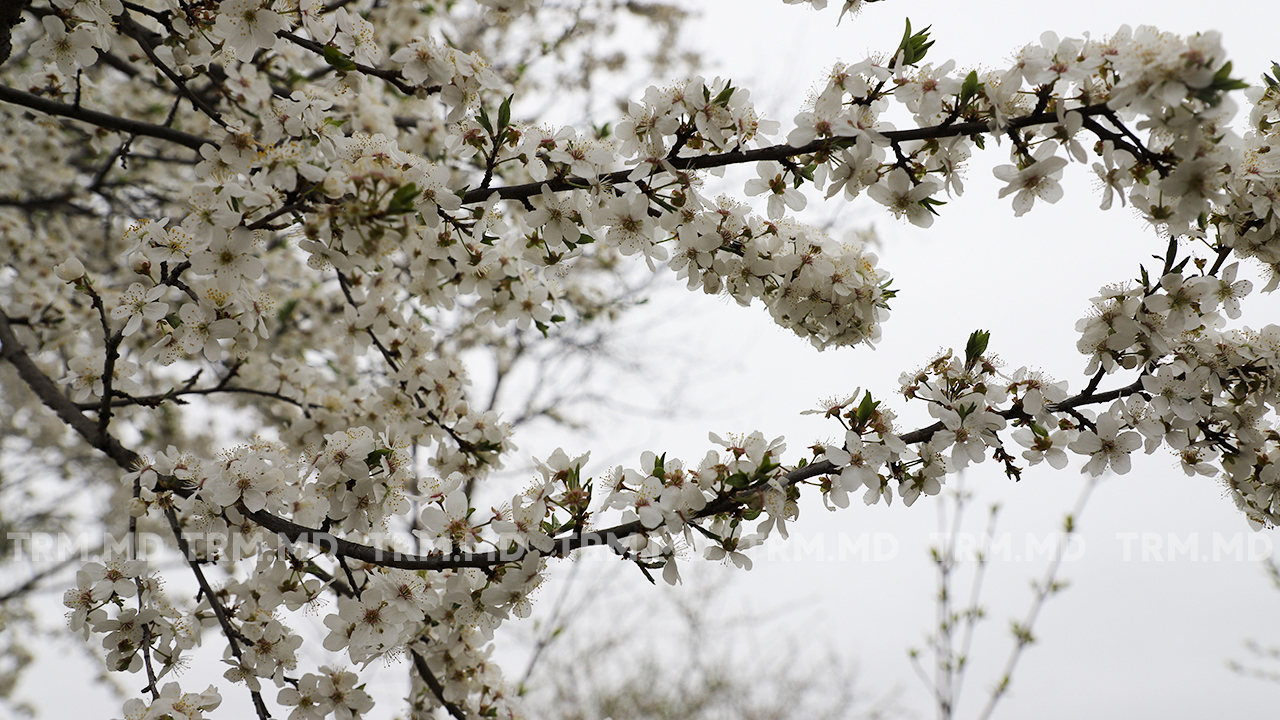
<box><xmin>460</xmin><ymin>104</ymin><xmax>1113</xmax><ymax>205</ymax></box>
<box><xmin>0</xmin><ymin>83</ymin><xmax>211</xmax><ymax>152</ymax></box>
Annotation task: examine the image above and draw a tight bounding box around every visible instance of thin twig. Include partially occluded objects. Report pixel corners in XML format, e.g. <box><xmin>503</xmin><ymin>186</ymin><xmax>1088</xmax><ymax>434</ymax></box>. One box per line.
<box><xmin>410</xmin><ymin>649</ymin><xmax>467</xmax><ymax>720</ymax></box>
<box><xmin>164</xmin><ymin>505</ymin><xmax>273</xmax><ymax>720</ymax></box>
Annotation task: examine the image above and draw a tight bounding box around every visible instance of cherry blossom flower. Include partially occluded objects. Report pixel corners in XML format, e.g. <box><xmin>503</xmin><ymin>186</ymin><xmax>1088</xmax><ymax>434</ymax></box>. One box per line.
<box><xmin>120</xmin><ymin>683</ymin><xmax>221</xmax><ymax>720</ymax></box>
<box><xmin>213</xmin><ymin>0</ymin><xmax>287</xmax><ymax>59</ymax></box>
<box><xmin>1211</xmin><ymin>263</ymin><xmax>1253</xmax><ymax>319</ymax></box>
<box><xmin>112</xmin><ymin>283</ymin><xmax>169</xmax><ymax>337</ymax></box>
<box><xmin>1068</xmin><ymin>409</ymin><xmax>1143</xmax><ymax>475</ymax></box>
<box><xmin>54</xmin><ymin>257</ymin><xmax>86</xmax><ymax>282</ymax></box>
<box><xmin>993</xmin><ymin>143</ymin><xmax>1068</xmax><ymax>216</ymax></box>
<box><xmin>419</xmin><ymin>488</ymin><xmax>479</xmax><ymax>548</ymax></box>
<box><xmin>867</xmin><ymin>168</ymin><xmax>940</xmax><ymax>227</ymax></box>
<box><xmin>745</xmin><ymin>161</ymin><xmax>807</xmax><ymax>220</ymax></box>
<box><xmin>190</xmin><ymin>228</ymin><xmax>264</xmax><ymax>290</ymax></box>
<box><xmin>31</xmin><ymin>16</ymin><xmax>97</xmax><ymax>77</ymax></box>
<box><xmin>1013</xmin><ymin>426</ymin><xmax>1071</xmax><ymax>469</ymax></box>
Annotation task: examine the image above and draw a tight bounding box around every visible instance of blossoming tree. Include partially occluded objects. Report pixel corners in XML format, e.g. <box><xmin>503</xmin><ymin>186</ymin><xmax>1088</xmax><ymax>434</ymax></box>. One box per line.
<box><xmin>1</xmin><ymin>0</ymin><xmax>1279</xmax><ymax>717</ymax></box>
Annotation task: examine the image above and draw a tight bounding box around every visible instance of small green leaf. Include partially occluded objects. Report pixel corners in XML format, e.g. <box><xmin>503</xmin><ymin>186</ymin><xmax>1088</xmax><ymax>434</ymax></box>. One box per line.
<box><xmin>1211</xmin><ymin>61</ymin><xmax>1250</xmax><ymax>92</ymax></box>
<box><xmin>856</xmin><ymin>391</ymin><xmax>879</xmax><ymax>424</ymax></box>
<box><xmin>1263</xmin><ymin>62</ymin><xmax>1280</xmax><ymax>91</ymax></box>
<box><xmin>713</xmin><ymin>81</ymin><xmax>735</xmax><ymax>106</ymax></box>
<box><xmin>965</xmin><ymin>329</ymin><xmax>990</xmax><ymax>369</ymax></box>
<box><xmin>895</xmin><ymin>19</ymin><xmax>934</xmax><ymax>67</ymax></box>
<box><xmin>365</xmin><ymin>448</ymin><xmax>392</xmax><ymax>469</ymax></box>
<box><xmin>1194</xmin><ymin>61</ymin><xmax>1249</xmax><ymax>106</ymax></box>
<box><xmin>276</xmin><ymin>298</ymin><xmax>299</xmax><ymax>326</ymax></box>
<box><xmin>497</xmin><ymin>94</ymin><xmax>512</xmax><ymax>133</ymax></box>
<box><xmin>387</xmin><ymin>182</ymin><xmax>420</xmax><ymax>214</ymax></box>
<box><xmin>959</xmin><ymin>70</ymin><xmax>982</xmax><ymax>106</ymax></box>
<box><xmin>322</xmin><ymin>44</ymin><xmax>357</xmax><ymax>72</ymax></box>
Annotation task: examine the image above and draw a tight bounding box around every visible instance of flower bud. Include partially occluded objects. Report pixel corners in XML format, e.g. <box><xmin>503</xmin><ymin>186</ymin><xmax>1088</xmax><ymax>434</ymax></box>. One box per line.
<box><xmin>55</xmin><ymin>257</ymin><xmax>86</xmax><ymax>282</ymax></box>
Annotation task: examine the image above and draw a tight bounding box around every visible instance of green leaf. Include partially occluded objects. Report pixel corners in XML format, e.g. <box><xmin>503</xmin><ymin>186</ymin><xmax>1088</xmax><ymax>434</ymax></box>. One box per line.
<box><xmin>856</xmin><ymin>391</ymin><xmax>879</xmax><ymax>424</ymax></box>
<box><xmin>1263</xmin><ymin>62</ymin><xmax>1280</xmax><ymax>91</ymax></box>
<box><xmin>964</xmin><ymin>329</ymin><xmax>990</xmax><ymax>369</ymax></box>
<box><xmin>652</xmin><ymin>452</ymin><xmax>667</xmax><ymax>479</ymax></box>
<box><xmin>756</xmin><ymin>456</ymin><xmax>779</xmax><ymax>477</ymax></box>
<box><xmin>365</xmin><ymin>448</ymin><xmax>392</xmax><ymax>469</ymax></box>
<box><xmin>497</xmin><ymin>94</ymin><xmax>512</xmax><ymax>133</ymax></box>
<box><xmin>1194</xmin><ymin>61</ymin><xmax>1249</xmax><ymax>106</ymax></box>
<box><xmin>895</xmin><ymin>19</ymin><xmax>934</xmax><ymax>67</ymax></box>
<box><xmin>275</xmin><ymin>298</ymin><xmax>299</xmax><ymax>326</ymax></box>
<box><xmin>322</xmin><ymin>44</ymin><xmax>357</xmax><ymax>73</ymax></box>
<box><xmin>387</xmin><ymin>182</ymin><xmax>420</xmax><ymax>215</ymax></box>
<box><xmin>476</xmin><ymin>106</ymin><xmax>493</xmax><ymax>136</ymax></box>
<box><xmin>713</xmin><ymin>81</ymin><xmax>735</xmax><ymax>106</ymax></box>
<box><xmin>1211</xmin><ymin>61</ymin><xmax>1250</xmax><ymax>92</ymax></box>
<box><xmin>959</xmin><ymin>70</ymin><xmax>982</xmax><ymax>107</ymax></box>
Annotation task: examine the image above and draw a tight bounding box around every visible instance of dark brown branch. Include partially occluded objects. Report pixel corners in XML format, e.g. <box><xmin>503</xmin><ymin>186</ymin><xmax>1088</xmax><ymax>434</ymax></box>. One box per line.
<box><xmin>459</xmin><ymin>104</ymin><xmax>1116</xmax><ymax>205</ymax></box>
<box><xmin>117</xmin><ymin>14</ymin><xmax>227</xmax><ymax>127</ymax></box>
<box><xmin>0</xmin><ymin>84</ymin><xmax>211</xmax><ymax>151</ymax></box>
<box><xmin>410</xmin><ymin>649</ymin><xmax>467</xmax><ymax>720</ymax></box>
<box><xmin>4</xmin><ymin>297</ymin><xmax>1155</xmax><ymax>578</ymax></box>
<box><xmin>276</xmin><ymin>31</ymin><xmax>426</xmax><ymax>97</ymax></box>
<box><xmin>0</xmin><ymin>309</ymin><xmax>142</xmax><ymax>471</ymax></box>
<box><xmin>76</xmin><ymin>381</ymin><xmax>311</xmax><ymax>412</ymax></box>
<box><xmin>165</xmin><ymin>505</ymin><xmax>273</xmax><ymax>720</ymax></box>
<box><xmin>132</xmin><ymin>473</ymin><xmax>160</xmax><ymax>700</ymax></box>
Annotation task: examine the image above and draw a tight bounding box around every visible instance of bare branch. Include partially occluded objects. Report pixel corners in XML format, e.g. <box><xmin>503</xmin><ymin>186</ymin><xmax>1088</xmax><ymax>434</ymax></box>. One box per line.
<box><xmin>0</xmin><ymin>84</ymin><xmax>211</xmax><ymax>152</ymax></box>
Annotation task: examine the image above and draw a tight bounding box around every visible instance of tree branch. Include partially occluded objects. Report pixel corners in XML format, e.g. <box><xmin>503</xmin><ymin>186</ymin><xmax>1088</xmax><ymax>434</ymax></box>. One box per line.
<box><xmin>2</xmin><ymin>300</ymin><xmax>1152</xmax><ymax>579</ymax></box>
<box><xmin>0</xmin><ymin>309</ymin><xmax>141</xmax><ymax>471</ymax></box>
<box><xmin>410</xmin><ymin>649</ymin><xmax>467</xmax><ymax>720</ymax></box>
<box><xmin>164</xmin><ymin>505</ymin><xmax>273</xmax><ymax>720</ymax></box>
<box><xmin>276</xmin><ymin>31</ymin><xmax>427</xmax><ymax>97</ymax></box>
<box><xmin>0</xmin><ymin>84</ymin><xmax>211</xmax><ymax>152</ymax></box>
<box><xmin>459</xmin><ymin>104</ymin><xmax>1115</xmax><ymax>205</ymax></box>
